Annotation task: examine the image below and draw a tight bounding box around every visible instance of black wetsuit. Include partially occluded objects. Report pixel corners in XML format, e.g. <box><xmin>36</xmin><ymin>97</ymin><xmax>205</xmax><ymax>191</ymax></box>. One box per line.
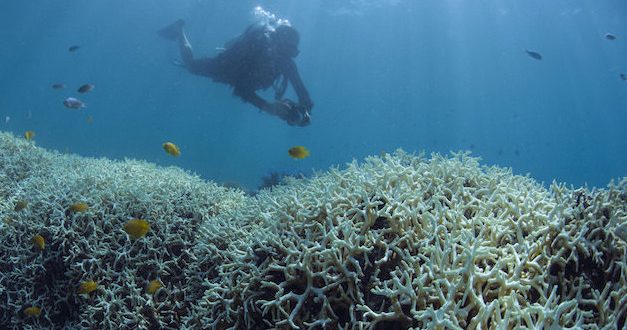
<box><xmin>182</xmin><ymin>23</ymin><xmax>312</xmax><ymax>112</ymax></box>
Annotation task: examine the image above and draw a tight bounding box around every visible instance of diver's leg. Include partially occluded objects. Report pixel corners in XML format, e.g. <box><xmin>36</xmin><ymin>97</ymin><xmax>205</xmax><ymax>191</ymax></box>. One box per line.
<box><xmin>159</xmin><ymin>20</ymin><xmax>214</xmax><ymax>76</ymax></box>
<box><xmin>159</xmin><ymin>19</ymin><xmax>194</xmax><ymax>67</ymax></box>
<box><xmin>178</xmin><ymin>31</ymin><xmax>195</xmax><ymax>68</ymax></box>
<box><xmin>179</xmin><ymin>34</ymin><xmax>216</xmax><ymax>77</ymax></box>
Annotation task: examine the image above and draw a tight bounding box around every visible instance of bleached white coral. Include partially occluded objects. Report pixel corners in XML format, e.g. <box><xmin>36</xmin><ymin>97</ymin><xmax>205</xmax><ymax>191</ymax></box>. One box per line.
<box><xmin>0</xmin><ymin>132</ymin><xmax>246</xmax><ymax>329</ymax></box>
<box><xmin>0</xmin><ymin>132</ymin><xmax>624</xmax><ymax>329</ymax></box>
<box><xmin>198</xmin><ymin>151</ymin><xmax>626</xmax><ymax>329</ymax></box>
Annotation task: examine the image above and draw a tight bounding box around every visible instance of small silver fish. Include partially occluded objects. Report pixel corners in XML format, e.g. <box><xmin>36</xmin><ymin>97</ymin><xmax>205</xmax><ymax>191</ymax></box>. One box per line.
<box><xmin>52</xmin><ymin>83</ymin><xmax>65</xmax><ymax>90</ymax></box>
<box><xmin>605</xmin><ymin>33</ymin><xmax>617</xmax><ymax>40</ymax></box>
<box><xmin>620</xmin><ymin>73</ymin><xmax>626</xmax><ymax>82</ymax></box>
<box><xmin>525</xmin><ymin>49</ymin><xmax>542</xmax><ymax>60</ymax></box>
<box><xmin>63</xmin><ymin>97</ymin><xmax>86</xmax><ymax>109</ymax></box>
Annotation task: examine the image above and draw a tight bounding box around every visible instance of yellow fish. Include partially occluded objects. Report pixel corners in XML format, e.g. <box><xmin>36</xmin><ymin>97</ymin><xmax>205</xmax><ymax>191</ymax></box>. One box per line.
<box><xmin>146</xmin><ymin>279</ymin><xmax>163</xmax><ymax>294</ymax></box>
<box><xmin>162</xmin><ymin>142</ymin><xmax>180</xmax><ymax>157</ymax></box>
<box><xmin>33</xmin><ymin>234</ymin><xmax>45</xmax><ymax>250</ymax></box>
<box><xmin>124</xmin><ymin>219</ymin><xmax>150</xmax><ymax>239</ymax></box>
<box><xmin>23</xmin><ymin>306</ymin><xmax>41</xmax><ymax>317</ymax></box>
<box><xmin>24</xmin><ymin>131</ymin><xmax>35</xmax><ymax>141</ymax></box>
<box><xmin>288</xmin><ymin>146</ymin><xmax>310</xmax><ymax>159</ymax></box>
<box><xmin>68</xmin><ymin>203</ymin><xmax>89</xmax><ymax>213</ymax></box>
<box><xmin>77</xmin><ymin>280</ymin><xmax>98</xmax><ymax>294</ymax></box>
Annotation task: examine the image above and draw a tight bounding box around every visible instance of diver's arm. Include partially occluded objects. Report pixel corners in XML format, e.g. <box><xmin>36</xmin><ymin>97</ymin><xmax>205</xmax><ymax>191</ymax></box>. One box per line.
<box><xmin>284</xmin><ymin>59</ymin><xmax>313</xmax><ymax>111</ymax></box>
<box><xmin>234</xmin><ymin>88</ymin><xmax>268</xmax><ymax>110</ymax></box>
<box><xmin>235</xmin><ymin>87</ymin><xmax>296</xmax><ymax>122</ymax></box>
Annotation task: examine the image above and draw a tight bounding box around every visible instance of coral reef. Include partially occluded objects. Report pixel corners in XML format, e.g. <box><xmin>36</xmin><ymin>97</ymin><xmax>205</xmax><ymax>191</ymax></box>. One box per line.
<box><xmin>0</xmin><ymin>132</ymin><xmax>248</xmax><ymax>329</ymax></box>
<box><xmin>256</xmin><ymin>171</ymin><xmax>306</xmax><ymax>193</ymax></box>
<box><xmin>0</xmin><ymin>132</ymin><xmax>625</xmax><ymax>329</ymax></box>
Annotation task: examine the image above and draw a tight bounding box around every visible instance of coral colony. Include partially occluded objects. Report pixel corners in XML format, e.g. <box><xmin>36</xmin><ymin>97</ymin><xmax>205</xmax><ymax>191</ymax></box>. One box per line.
<box><xmin>0</xmin><ymin>132</ymin><xmax>625</xmax><ymax>329</ymax></box>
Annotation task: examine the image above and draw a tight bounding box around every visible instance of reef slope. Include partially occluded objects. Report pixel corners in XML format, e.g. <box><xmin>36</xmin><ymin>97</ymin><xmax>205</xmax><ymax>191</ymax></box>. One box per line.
<box><xmin>0</xmin><ymin>132</ymin><xmax>625</xmax><ymax>329</ymax></box>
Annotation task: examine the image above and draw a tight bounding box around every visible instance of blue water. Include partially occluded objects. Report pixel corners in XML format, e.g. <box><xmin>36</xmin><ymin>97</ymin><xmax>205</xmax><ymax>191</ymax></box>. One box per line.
<box><xmin>1</xmin><ymin>0</ymin><xmax>625</xmax><ymax>191</ymax></box>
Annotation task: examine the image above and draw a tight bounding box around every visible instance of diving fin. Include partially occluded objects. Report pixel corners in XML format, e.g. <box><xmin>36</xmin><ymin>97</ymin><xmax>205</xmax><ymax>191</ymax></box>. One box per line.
<box><xmin>158</xmin><ymin>19</ymin><xmax>185</xmax><ymax>41</ymax></box>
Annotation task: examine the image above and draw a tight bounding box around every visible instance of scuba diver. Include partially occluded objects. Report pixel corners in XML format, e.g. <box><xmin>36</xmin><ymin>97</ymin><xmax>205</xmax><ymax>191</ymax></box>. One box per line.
<box><xmin>158</xmin><ymin>18</ymin><xmax>313</xmax><ymax>127</ymax></box>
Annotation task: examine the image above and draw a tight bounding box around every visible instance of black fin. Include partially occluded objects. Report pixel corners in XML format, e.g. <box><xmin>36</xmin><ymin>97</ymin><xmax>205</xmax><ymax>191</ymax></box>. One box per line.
<box><xmin>158</xmin><ymin>19</ymin><xmax>185</xmax><ymax>41</ymax></box>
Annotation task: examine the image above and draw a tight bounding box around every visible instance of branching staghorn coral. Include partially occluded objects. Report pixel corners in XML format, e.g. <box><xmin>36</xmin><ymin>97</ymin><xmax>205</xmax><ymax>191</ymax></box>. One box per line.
<box><xmin>1</xmin><ymin>132</ymin><xmax>625</xmax><ymax>329</ymax></box>
<box><xmin>197</xmin><ymin>151</ymin><xmax>626</xmax><ymax>329</ymax></box>
<box><xmin>0</xmin><ymin>132</ymin><xmax>248</xmax><ymax>329</ymax></box>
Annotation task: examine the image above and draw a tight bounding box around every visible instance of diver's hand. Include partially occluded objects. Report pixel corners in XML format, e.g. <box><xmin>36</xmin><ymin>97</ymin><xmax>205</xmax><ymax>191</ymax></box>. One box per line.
<box><xmin>281</xmin><ymin>99</ymin><xmax>311</xmax><ymax>126</ymax></box>
<box><xmin>263</xmin><ymin>100</ymin><xmax>311</xmax><ymax>126</ymax></box>
<box><xmin>300</xmin><ymin>100</ymin><xmax>313</xmax><ymax>114</ymax></box>
<box><xmin>296</xmin><ymin>111</ymin><xmax>311</xmax><ymax>127</ymax></box>
<box><xmin>291</xmin><ymin>101</ymin><xmax>312</xmax><ymax>126</ymax></box>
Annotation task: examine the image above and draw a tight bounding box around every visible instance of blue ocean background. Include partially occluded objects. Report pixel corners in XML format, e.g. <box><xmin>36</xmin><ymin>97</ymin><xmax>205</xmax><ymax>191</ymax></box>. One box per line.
<box><xmin>1</xmin><ymin>0</ymin><xmax>625</xmax><ymax>191</ymax></box>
